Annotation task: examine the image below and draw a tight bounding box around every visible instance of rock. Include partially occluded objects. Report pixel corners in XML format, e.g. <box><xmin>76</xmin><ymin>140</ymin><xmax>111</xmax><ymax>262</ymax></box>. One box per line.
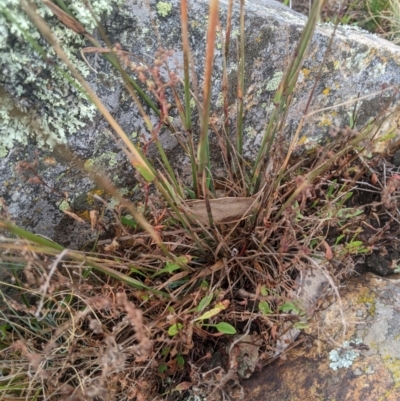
<box><xmin>243</xmin><ymin>273</ymin><xmax>400</xmax><ymax>400</ymax></box>
<box><xmin>366</xmin><ymin>249</ymin><xmax>400</xmax><ymax>276</ymax></box>
<box><xmin>1</xmin><ymin>0</ymin><xmax>400</xmax><ymax>247</ymax></box>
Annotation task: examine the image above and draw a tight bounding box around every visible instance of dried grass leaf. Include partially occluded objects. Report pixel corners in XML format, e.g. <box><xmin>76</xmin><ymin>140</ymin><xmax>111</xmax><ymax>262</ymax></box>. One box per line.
<box><xmin>63</xmin><ymin>209</ymin><xmax>85</xmax><ymax>223</ymax></box>
<box><xmin>42</xmin><ymin>0</ymin><xmax>88</xmax><ymax>35</ymax></box>
<box><xmin>184</xmin><ymin>196</ymin><xmax>259</xmax><ymax>225</ymax></box>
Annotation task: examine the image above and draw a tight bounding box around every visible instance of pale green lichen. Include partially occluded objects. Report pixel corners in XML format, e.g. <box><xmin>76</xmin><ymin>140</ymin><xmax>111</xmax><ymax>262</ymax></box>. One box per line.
<box><xmin>82</xmin><ymin>151</ymin><xmax>119</xmax><ymax>171</ymax></box>
<box><xmin>216</xmin><ymin>93</ymin><xmax>224</xmax><ymax>108</ymax></box>
<box><xmin>245</xmin><ymin>126</ymin><xmax>257</xmax><ymax>139</ymax></box>
<box><xmin>228</xmin><ymin>62</ymin><xmax>238</xmax><ymax>74</ymax></box>
<box><xmin>0</xmin><ymin>145</ymin><xmax>8</xmax><ymax>158</ymax></box>
<box><xmin>83</xmin><ymin>158</ymin><xmax>95</xmax><ymax>172</ymax></box>
<box><xmin>0</xmin><ymin>0</ymin><xmax>123</xmax><ymax>149</ymax></box>
<box><xmin>266</xmin><ymin>71</ymin><xmax>283</xmax><ymax>91</ymax></box>
<box><xmin>119</xmin><ymin>187</ymin><xmax>130</xmax><ymax>196</ymax></box>
<box><xmin>58</xmin><ymin>199</ymin><xmax>70</xmax><ymax>212</ymax></box>
<box><xmin>105</xmin><ymin>151</ymin><xmax>118</xmax><ymax>167</ymax></box>
<box><xmin>156</xmin><ymin>2</ymin><xmax>172</xmax><ymax>17</ymax></box>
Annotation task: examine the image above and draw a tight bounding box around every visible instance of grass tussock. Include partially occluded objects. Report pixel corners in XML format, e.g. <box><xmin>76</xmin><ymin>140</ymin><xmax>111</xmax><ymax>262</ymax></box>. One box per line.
<box><xmin>1</xmin><ymin>0</ymin><xmax>400</xmax><ymax>400</ymax></box>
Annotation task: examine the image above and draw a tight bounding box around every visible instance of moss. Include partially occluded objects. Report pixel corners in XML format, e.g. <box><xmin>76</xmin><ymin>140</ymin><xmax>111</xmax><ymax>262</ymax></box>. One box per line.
<box><xmin>156</xmin><ymin>2</ymin><xmax>172</xmax><ymax>17</ymax></box>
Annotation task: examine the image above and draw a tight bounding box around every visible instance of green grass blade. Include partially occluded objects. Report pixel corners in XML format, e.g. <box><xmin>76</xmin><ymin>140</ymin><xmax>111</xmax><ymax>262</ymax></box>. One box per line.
<box><xmin>251</xmin><ymin>0</ymin><xmax>323</xmax><ymax>193</ymax></box>
<box><xmin>0</xmin><ymin>219</ymin><xmax>170</xmax><ymax>297</ymax></box>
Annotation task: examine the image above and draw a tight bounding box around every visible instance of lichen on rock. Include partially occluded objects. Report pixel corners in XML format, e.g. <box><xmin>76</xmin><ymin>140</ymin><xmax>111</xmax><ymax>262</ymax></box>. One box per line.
<box><xmin>156</xmin><ymin>1</ymin><xmax>172</xmax><ymax>18</ymax></box>
<box><xmin>0</xmin><ymin>0</ymin><xmax>123</xmax><ymax>149</ymax></box>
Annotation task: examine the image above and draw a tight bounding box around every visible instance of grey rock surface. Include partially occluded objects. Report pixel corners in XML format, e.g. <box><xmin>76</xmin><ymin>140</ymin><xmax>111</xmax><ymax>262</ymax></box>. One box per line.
<box><xmin>0</xmin><ymin>0</ymin><xmax>399</xmax><ymax>249</ymax></box>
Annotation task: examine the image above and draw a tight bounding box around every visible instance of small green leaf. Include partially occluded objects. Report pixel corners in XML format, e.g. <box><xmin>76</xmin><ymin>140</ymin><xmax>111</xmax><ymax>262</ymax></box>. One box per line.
<box><xmin>168</xmin><ymin>323</ymin><xmax>183</xmax><ymax>336</ymax></box>
<box><xmin>337</xmin><ymin>207</ymin><xmax>363</xmax><ymax>219</ymax></box>
<box><xmin>161</xmin><ymin>347</ymin><xmax>170</xmax><ymax>357</ymax></box>
<box><xmin>194</xmin><ymin>302</ymin><xmax>226</xmax><ymax>322</ymax></box>
<box><xmin>197</xmin><ymin>293</ymin><xmax>214</xmax><ymax>312</ymax></box>
<box><xmin>167</xmin><ymin>278</ymin><xmax>189</xmax><ymax>289</ymax></box>
<box><xmin>121</xmin><ymin>215</ymin><xmax>138</xmax><ymax>228</ymax></box>
<box><xmin>185</xmin><ymin>187</ymin><xmax>196</xmax><ymax>199</ymax></box>
<box><xmin>215</xmin><ymin>322</ymin><xmax>236</xmax><ymax>334</ymax></box>
<box><xmin>279</xmin><ymin>301</ymin><xmax>302</xmax><ymax>315</ymax></box>
<box><xmin>129</xmin><ymin>266</ymin><xmax>146</xmax><ymax>277</ymax></box>
<box><xmin>378</xmin><ymin>131</ymin><xmax>396</xmax><ymax>142</ymax></box>
<box><xmin>348</xmin><ymin>241</ymin><xmax>363</xmax><ymax>247</ymax></box>
<box><xmin>200</xmin><ymin>280</ymin><xmax>209</xmax><ymax>289</ymax></box>
<box><xmin>335</xmin><ymin>234</ymin><xmax>345</xmax><ymax>246</ymax></box>
<box><xmin>311</xmin><ymin>199</ymin><xmax>319</xmax><ymax>208</ymax></box>
<box><xmin>0</xmin><ymin>324</ymin><xmax>10</xmax><ymax>340</ymax></box>
<box><xmin>258</xmin><ymin>300</ymin><xmax>272</xmax><ymax>315</ymax></box>
<box><xmin>326</xmin><ymin>180</ymin><xmax>337</xmax><ymax>199</ymax></box>
<box><xmin>260</xmin><ymin>285</ymin><xmax>268</xmax><ymax>296</ymax></box>
<box><xmin>294</xmin><ymin>321</ymin><xmax>309</xmax><ymax>329</ymax></box>
<box><xmin>153</xmin><ymin>256</ymin><xmax>188</xmax><ymax>278</ymax></box>
<box><xmin>176</xmin><ymin>354</ymin><xmax>185</xmax><ymax>369</ymax></box>
<box><xmin>158</xmin><ymin>364</ymin><xmax>168</xmax><ymax>373</ymax></box>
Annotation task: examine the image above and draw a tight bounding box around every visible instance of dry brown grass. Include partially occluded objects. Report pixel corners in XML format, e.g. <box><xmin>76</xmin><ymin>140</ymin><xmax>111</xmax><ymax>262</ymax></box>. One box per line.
<box><xmin>3</xmin><ymin>130</ymin><xmax>400</xmax><ymax>400</ymax></box>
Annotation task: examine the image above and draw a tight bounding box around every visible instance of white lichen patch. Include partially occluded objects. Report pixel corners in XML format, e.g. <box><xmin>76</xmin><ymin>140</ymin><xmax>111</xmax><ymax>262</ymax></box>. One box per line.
<box><xmin>329</xmin><ymin>339</ymin><xmax>362</xmax><ymax>370</ymax></box>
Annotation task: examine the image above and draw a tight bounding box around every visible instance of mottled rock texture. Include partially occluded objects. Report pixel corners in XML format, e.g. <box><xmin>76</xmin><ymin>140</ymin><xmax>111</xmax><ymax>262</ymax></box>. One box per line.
<box><xmin>0</xmin><ymin>0</ymin><xmax>399</xmax><ymax>247</ymax></box>
<box><xmin>244</xmin><ymin>273</ymin><xmax>400</xmax><ymax>401</ymax></box>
